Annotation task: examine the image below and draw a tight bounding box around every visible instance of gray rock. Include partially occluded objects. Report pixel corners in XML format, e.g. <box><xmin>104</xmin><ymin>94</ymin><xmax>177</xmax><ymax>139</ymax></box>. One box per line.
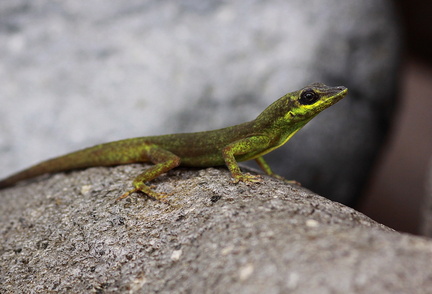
<box><xmin>1</xmin><ymin>166</ymin><xmax>432</xmax><ymax>293</ymax></box>
<box><xmin>0</xmin><ymin>0</ymin><xmax>401</xmax><ymax>205</ymax></box>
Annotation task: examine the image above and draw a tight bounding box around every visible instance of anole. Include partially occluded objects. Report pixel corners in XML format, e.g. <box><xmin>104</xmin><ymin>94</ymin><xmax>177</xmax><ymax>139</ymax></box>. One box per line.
<box><xmin>0</xmin><ymin>83</ymin><xmax>347</xmax><ymax>201</ymax></box>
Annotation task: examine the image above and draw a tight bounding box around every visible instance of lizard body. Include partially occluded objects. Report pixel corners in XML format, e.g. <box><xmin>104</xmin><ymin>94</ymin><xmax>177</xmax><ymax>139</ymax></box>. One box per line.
<box><xmin>0</xmin><ymin>83</ymin><xmax>347</xmax><ymax>200</ymax></box>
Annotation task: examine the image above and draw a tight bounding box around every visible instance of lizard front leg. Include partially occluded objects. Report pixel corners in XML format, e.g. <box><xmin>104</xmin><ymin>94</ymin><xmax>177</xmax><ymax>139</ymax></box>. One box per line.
<box><xmin>116</xmin><ymin>145</ymin><xmax>181</xmax><ymax>201</ymax></box>
<box><xmin>222</xmin><ymin>136</ymin><xmax>271</xmax><ymax>184</ymax></box>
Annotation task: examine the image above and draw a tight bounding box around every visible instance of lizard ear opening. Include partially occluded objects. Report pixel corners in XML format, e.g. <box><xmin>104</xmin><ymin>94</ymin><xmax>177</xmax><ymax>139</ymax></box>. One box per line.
<box><xmin>299</xmin><ymin>89</ymin><xmax>319</xmax><ymax>105</ymax></box>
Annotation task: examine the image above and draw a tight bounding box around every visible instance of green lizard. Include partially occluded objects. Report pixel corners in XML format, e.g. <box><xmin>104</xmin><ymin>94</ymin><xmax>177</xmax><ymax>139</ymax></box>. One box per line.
<box><xmin>0</xmin><ymin>83</ymin><xmax>347</xmax><ymax>201</ymax></box>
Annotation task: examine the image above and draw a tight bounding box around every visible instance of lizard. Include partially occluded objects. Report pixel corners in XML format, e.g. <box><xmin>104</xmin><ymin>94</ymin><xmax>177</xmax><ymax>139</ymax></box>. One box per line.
<box><xmin>0</xmin><ymin>82</ymin><xmax>348</xmax><ymax>201</ymax></box>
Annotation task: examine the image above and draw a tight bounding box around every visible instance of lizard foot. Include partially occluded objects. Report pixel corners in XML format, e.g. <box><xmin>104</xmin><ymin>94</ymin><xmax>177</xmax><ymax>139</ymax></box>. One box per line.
<box><xmin>272</xmin><ymin>174</ymin><xmax>301</xmax><ymax>186</ymax></box>
<box><xmin>115</xmin><ymin>187</ymin><xmax>170</xmax><ymax>203</ymax></box>
<box><xmin>232</xmin><ymin>173</ymin><xmax>262</xmax><ymax>184</ymax></box>
<box><xmin>284</xmin><ymin>179</ymin><xmax>301</xmax><ymax>186</ymax></box>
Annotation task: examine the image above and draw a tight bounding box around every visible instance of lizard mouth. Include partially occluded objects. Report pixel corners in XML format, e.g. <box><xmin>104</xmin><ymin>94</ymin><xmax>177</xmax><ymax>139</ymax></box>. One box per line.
<box><xmin>333</xmin><ymin>86</ymin><xmax>348</xmax><ymax>97</ymax></box>
<box><xmin>329</xmin><ymin>86</ymin><xmax>348</xmax><ymax>103</ymax></box>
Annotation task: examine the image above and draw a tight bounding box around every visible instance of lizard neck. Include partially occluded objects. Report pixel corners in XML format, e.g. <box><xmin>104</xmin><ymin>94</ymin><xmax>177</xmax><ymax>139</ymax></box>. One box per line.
<box><xmin>252</xmin><ymin>95</ymin><xmax>315</xmax><ymax>146</ymax></box>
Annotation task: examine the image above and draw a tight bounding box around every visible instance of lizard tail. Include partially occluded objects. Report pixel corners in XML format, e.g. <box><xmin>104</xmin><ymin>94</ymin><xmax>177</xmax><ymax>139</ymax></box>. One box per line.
<box><xmin>0</xmin><ymin>152</ymin><xmax>103</xmax><ymax>188</ymax></box>
<box><xmin>0</xmin><ymin>140</ymin><xmax>150</xmax><ymax>189</ymax></box>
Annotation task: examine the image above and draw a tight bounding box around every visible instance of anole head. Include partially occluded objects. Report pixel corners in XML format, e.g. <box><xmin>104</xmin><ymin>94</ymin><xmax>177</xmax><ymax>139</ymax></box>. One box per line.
<box><xmin>254</xmin><ymin>82</ymin><xmax>348</xmax><ymax>134</ymax></box>
<box><xmin>285</xmin><ymin>82</ymin><xmax>348</xmax><ymax>121</ymax></box>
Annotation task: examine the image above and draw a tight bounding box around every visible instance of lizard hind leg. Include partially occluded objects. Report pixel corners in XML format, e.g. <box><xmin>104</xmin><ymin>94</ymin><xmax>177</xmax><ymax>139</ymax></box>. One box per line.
<box><xmin>116</xmin><ymin>146</ymin><xmax>181</xmax><ymax>202</ymax></box>
<box><xmin>254</xmin><ymin>157</ymin><xmax>300</xmax><ymax>185</ymax></box>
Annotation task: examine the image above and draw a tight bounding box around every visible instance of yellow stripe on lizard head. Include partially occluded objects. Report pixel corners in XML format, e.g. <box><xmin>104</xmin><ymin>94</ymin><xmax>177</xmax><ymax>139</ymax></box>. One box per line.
<box><xmin>253</xmin><ymin>82</ymin><xmax>348</xmax><ymax>153</ymax></box>
<box><xmin>284</xmin><ymin>82</ymin><xmax>348</xmax><ymax>121</ymax></box>
<box><xmin>255</xmin><ymin>82</ymin><xmax>347</xmax><ymax>128</ymax></box>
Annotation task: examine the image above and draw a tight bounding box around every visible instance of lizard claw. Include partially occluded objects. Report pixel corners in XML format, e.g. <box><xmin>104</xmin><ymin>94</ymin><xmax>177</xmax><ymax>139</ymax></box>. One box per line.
<box><xmin>115</xmin><ymin>187</ymin><xmax>170</xmax><ymax>203</ymax></box>
<box><xmin>232</xmin><ymin>173</ymin><xmax>262</xmax><ymax>184</ymax></box>
<box><xmin>271</xmin><ymin>174</ymin><xmax>301</xmax><ymax>186</ymax></box>
<box><xmin>115</xmin><ymin>188</ymin><xmax>138</xmax><ymax>202</ymax></box>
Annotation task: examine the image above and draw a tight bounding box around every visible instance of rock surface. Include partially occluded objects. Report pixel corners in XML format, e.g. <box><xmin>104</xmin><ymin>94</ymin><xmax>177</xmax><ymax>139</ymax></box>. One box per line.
<box><xmin>0</xmin><ymin>0</ymin><xmax>401</xmax><ymax>205</ymax></box>
<box><xmin>1</xmin><ymin>166</ymin><xmax>432</xmax><ymax>293</ymax></box>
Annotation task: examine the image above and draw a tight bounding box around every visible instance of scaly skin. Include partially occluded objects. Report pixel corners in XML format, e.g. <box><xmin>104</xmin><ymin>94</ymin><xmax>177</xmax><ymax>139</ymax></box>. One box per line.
<box><xmin>0</xmin><ymin>83</ymin><xmax>348</xmax><ymax>201</ymax></box>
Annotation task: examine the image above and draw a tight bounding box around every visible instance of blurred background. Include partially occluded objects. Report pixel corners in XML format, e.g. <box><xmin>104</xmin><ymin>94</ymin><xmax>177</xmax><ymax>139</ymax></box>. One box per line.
<box><xmin>0</xmin><ymin>0</ymin><xmax>430</xmax><ymax>235</ymax></box>
<box><xmin>359</xmin><ymin>0</ymin><xmax>432</xmax><ymax>234</ymax></box>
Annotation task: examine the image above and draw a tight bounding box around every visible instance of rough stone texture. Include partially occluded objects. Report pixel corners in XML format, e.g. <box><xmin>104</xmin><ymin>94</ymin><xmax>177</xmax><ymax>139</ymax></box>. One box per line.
<box><xmin>0</xmin><ymin>0</ymin><xmax>401</xmax><ymax>205</ymax></box>
<box><xmin>1</xmin><ymin>167</ymin><xmax>432</xmax><ymax>293</ymax></box>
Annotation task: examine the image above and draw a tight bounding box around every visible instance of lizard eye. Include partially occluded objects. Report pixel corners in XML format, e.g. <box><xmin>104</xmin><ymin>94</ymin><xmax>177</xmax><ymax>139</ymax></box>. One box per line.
<box><xmin>299</xmin><ymin>89</ymin><xmax>319</xmax><ymax>105</ymax></box>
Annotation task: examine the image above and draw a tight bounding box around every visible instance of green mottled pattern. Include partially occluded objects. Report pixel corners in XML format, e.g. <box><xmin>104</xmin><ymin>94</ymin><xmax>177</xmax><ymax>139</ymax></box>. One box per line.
<box><xmin>0</xmin><ymin>83</ymin><xmax>347</xmax><ymax>200</ymax></box>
